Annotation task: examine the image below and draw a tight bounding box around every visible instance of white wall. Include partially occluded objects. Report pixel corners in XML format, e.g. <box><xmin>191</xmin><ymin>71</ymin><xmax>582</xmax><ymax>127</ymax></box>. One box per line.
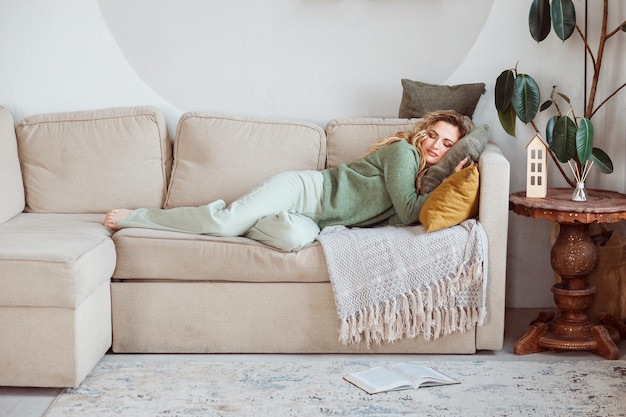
<box><xmin>1</xmin><ymin>0</ymin><xmax>624</xmax><ymax>308</ymax></box>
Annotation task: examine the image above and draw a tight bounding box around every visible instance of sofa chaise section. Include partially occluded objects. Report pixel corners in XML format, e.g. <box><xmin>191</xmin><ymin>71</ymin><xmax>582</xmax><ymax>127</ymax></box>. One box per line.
<box><xmin>0</xmin><ymin>214</ymin><xmax>115</xmax><ymax>388</ymax></box>
<box><xmin>0</xmin><ymin>106</ymin><xmax>172</xmax><ymax>387</ymax></box>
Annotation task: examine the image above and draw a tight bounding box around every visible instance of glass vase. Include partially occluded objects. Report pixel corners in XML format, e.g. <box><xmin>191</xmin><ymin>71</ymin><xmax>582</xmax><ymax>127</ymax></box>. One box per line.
<box><xmin>572</xmin><ymin>181</ymin><xmax>588</xmax><ymax>202</ymax></box>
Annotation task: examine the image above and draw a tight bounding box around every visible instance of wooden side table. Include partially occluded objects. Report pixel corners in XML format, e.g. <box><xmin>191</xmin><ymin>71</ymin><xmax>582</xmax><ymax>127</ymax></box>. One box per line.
<box><xmin>509</xmin><ymin>188</ymin><xmax>626</xmax><ymax>360</ymax></box>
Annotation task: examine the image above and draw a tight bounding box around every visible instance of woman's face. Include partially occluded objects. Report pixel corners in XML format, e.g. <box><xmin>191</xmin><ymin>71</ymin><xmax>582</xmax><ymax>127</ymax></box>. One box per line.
<box><xmin>419</xmin><ymin>121</ymin><xmax>461</xmax><ymax>165</ymax></box>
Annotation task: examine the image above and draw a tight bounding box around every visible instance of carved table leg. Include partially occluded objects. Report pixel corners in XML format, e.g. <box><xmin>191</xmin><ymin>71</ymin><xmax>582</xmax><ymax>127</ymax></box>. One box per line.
<box><xmin>591</xmin><ymin>325</ymin><xmax>621</xmax><ymax>360</ymax></box>
<box><xmin>514</xmin><ymin>322</ymin><xmax>549</xmax><ymax>355</ymax></box>
<box><xmin>514</xmin><ymin>222</ymin><xmax>621</xmax><ymax>359</ymax></box>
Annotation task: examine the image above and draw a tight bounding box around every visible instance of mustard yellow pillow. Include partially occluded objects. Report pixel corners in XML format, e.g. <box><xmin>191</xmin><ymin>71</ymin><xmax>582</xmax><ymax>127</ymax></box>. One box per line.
<box><xmin>419</xmin><ymin>166</ymin><xmax>479</xmax><ymax>232</ymax></box>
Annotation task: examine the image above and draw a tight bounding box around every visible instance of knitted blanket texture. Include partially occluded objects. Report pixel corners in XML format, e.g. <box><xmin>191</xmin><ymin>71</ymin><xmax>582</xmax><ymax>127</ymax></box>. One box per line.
<box><xmin>317</xmin><ymin>219</ymin><xmax>488</xmax><ymax>347</ymax></box>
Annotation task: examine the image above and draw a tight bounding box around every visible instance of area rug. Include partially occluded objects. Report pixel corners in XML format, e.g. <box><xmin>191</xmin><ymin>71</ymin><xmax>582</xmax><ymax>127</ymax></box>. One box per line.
<box><xmin>44</xmin><ymin>358</ymin><xmax>626</xmax><ymax>417</ymax></box>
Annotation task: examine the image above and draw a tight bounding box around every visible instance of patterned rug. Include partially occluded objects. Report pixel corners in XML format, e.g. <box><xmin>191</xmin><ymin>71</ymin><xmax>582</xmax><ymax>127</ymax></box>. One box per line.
<box><xmin>44</xmin><ymin>358</ymin><xmax>626</xmax><ymax>417</ymax></box>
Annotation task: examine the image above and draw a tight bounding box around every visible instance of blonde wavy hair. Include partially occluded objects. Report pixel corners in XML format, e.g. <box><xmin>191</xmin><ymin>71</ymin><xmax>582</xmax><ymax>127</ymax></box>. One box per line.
<box><xmin>363</xmin><ymin>110</ymin><xmax>474</xmax><ymax>191</ymax></box>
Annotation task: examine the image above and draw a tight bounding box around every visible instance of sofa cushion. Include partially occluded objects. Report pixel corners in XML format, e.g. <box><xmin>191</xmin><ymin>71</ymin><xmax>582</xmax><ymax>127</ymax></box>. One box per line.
<box><xmin>164</xmin><ymin>113</ymin><xmax>326</xmax><ymax>208</ymax></box>
<box><xmin>112</xmin><ymin>227</ymin><xmax>328</xmax><ymax>283</ymax></box>
<box><xmin>398</xmin><ymin>79</ymin><xmax>486</xmax><ymax>119</ymax></box>
<box><xmin>420</xmin><ymin>166</ymin><xmax>480</xmax><ymax>232</ymax></box>
<box><xmin>0</xmin><ymin>213</ymin><xmax>116</xmax><ymax>308</ymax></box>
<box><xmin>324</xmin><ymin>118</ymin><xmax>418</xmax><ymax>168</ymax></box>
<box><xmin>15</xmin><ymin>106</ymin><xmax>171</xmax><ymax>213</ymax></box>
<box><xmin>0</xmin><ymin>106</ymin><xmax>25</xmax><ymax>224</ymax></box>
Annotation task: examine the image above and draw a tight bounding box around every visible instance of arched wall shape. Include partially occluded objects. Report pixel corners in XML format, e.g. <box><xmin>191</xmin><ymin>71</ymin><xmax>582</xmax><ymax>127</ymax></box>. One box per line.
<box><xmin>98</xmin><ymin>0</ymin><xmax>494</xmax><ymax>121</ymax></box>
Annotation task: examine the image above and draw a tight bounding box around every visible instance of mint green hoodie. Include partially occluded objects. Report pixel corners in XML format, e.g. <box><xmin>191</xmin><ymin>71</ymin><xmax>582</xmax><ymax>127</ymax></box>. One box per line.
<box><xmin>319</xmin><ymin>140</ymin><xmax>430</xmax><ymax>228</ymax></box>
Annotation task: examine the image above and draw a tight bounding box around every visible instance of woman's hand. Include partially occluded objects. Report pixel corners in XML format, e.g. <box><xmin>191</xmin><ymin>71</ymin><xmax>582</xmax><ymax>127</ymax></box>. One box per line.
<box><xmin>454</xmin><ymin>157</ymin><xmax>477</xmax><ymax>172</ymax></box>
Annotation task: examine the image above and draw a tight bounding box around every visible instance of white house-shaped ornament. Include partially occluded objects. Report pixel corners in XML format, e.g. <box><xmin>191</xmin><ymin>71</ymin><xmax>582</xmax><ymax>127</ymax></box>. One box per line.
<box><xmin>526</xmin><ymin>134</ymin><xmax>547</xmax><ymax>198</ymax></box>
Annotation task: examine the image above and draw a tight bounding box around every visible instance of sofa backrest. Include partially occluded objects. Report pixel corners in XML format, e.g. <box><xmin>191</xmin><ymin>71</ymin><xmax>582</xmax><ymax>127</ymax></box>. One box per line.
<box><xmin>15</xmin><ymin>106</ymin><xmax>171</xmax><ymax>213</ymax></box>
<box><xmin>164</xmin><ymin>113</ymin><xmax>326</xmax><ymax>208</ymax></box>
<box><xmin>0</xmin><ymin>106</ymin><xmax>25</xmax><ymax>223</ymax></box>
<box><xmin>324</xmin><ymin>118</ymin><xmax>418</xmax><ymax>168</ymax></box>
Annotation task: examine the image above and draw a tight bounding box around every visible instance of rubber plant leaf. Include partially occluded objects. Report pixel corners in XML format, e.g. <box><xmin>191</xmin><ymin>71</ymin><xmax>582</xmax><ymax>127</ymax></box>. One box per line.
<box><xmin>512</xmin><ymin>74</ymin><xmax>540</xmax><ymax>124</ymax></box>
<box><xmin>540</xmin><ymin>100</ymin><xmax>553</xmax><ymax>112</ymax></box>
<box><xmin>556</xmin><ymin>91</ymin><xmax>571</xmax><ymax>104</ymax></box>
<box><xmin>575</xmin><ymin>118</ymin><xmax>593</xmax><ymax>164</ymax></box>
<box><xmin>545</xmin><ymin>115</ymin><xmax>557</xmax><ymax>147</ymax></box>
<box><xmin>551</xmin><ymin>116</ymin><xmax>577</xmax><ymax>163</ymax></box>
<box><xmin>498</xmin><ymin>104</ymin><xmax>517</xmax><ymax>137</ymax></box>
<box><xmin>529</xmin><ymin>0</ymin><xmax>552</xmax><ymax>42</ymax></box>
<box><xmin>495</xmin><ymin>70</ymin><xmax>515</xmax><ymax>112</ymax></box>
<box><xmin>551</xmin><ymin>0</ymin><xmax>576</xmax><ymax>41</ymax></box>
<box><xmin>590</xmin><ymin>147</ymin><xmax>614</xmax><ymax>174</ymax></box>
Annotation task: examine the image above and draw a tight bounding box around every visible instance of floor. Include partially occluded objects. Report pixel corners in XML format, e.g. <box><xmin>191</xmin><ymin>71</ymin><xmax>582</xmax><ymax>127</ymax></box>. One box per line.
<box><xmin>1</xmin><ymin>308</ymin><xmax>625</xmax><ymax>417</ymax></box>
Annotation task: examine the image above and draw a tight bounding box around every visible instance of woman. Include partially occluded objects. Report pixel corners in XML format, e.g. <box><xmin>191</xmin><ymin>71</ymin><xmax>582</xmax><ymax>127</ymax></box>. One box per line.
<box><xmin>104</xmin><ymin>110</ymin><xmax>474</xmax><ymax>251</ymax></box>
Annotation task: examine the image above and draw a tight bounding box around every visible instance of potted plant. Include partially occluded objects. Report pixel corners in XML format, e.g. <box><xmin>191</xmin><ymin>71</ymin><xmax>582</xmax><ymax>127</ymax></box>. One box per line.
<box><xmin>495</xmin><ymin>0</ymin><xmax>625</xmax><ymax>199</ymax></box>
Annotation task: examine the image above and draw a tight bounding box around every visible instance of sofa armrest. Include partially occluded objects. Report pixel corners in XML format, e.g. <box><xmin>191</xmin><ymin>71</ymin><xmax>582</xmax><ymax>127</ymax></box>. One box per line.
<box><xmin>0</xmin><ymin>106</ymin><xmax>25</xmax><ymax>224</ymax></box>
<box><xmin>475</xmin><ymin>142</ymin><xmax>510</xmax><ymax>350</ymax></box>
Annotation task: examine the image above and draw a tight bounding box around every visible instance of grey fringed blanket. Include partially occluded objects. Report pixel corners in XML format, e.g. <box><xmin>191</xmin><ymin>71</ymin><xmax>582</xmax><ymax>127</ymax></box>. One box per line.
<box><xmin>317</xmin><ymin>219</ymin><xmax>488</xmax><ymax>347</ymax></box>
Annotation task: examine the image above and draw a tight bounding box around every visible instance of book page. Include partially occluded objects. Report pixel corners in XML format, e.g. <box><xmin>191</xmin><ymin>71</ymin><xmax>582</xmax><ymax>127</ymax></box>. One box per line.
<box><xmin>344</xmin><ymin>366</ymin><xmax>413</xmax><ymax>394</ymax></box>
<box><xmin>390</xmin><ymin>363</ymin><xmax>459</xmax><ymax>387</ymax></box>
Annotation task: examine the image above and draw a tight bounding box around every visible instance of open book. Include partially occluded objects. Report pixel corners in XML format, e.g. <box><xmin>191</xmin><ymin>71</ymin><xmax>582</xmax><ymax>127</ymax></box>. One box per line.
<box><xmin>344</xmin><ymin>363</ymin><xmax>460</xmax><ymax>394</ymax></box>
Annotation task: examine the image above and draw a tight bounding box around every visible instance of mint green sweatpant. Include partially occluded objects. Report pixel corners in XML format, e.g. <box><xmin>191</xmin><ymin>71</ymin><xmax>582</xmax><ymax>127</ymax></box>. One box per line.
<box><xmin>118</xmin><ymin>171</ymin><xmax>324</xmax><ymax>251</ymax></box>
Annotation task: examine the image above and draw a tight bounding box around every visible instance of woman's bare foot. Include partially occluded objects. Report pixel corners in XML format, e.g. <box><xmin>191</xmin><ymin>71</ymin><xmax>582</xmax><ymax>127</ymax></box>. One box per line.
<box><xmin>104</xmin><ymin>209</ymin><xmax>132</xmax><ymax>230</ymax></box>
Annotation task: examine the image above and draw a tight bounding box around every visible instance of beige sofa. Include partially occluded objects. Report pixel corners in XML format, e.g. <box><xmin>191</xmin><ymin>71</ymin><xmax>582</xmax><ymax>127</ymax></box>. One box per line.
<box><xmin>0</xmin><ymin>106</ymin><xmax>510</xmax><ymax>388</ymax></box>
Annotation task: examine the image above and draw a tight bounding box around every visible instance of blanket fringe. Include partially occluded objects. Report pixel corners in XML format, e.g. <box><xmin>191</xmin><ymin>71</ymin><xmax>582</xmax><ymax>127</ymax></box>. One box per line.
<box><xmin>338</xmin><ymin>258</ymin><xmax>488</xmax><ymax>348</ymax></box>
<box><xmin>339</xmin><ymin>305</ymin><xmax>488</xmax><ymax>347</ymax></box>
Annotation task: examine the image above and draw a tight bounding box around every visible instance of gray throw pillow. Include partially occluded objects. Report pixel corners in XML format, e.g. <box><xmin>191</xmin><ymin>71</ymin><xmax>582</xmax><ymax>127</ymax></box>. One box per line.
<box><xmin>398</xmin><ymin>79</ymin><xmax>486</xmax><ymax>118</ymax></box>
<box><xmin>421</xmin><ymin>124</ymin><xmax>489</xmax><ymax>193</ymax></box>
